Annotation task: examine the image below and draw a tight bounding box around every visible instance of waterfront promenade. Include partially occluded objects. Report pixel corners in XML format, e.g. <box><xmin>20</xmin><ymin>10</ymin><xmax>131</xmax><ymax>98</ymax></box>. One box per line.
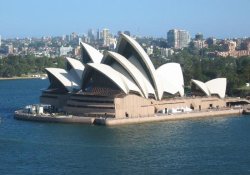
<box><xmin>100</xmin><ymin>108</ymin><xmax>243</xmax><ymax>126</ymax></box>
<box><xmin>15</xmin><ymin>108</ymin><xmax>243</xmax><ymax>126</ymax></box>
<box><xmin>0</xmin><ymin>74</ymin><xmax>47</xmax><ymax>80</ymax></box>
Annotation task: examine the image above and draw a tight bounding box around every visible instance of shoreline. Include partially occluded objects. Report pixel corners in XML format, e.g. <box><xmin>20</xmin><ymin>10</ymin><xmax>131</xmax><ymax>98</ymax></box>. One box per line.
<box><xmin>0</xmin><ymin>76</ymin><xmax>46</xmax><ymax>80</ymax></box>
<box><xmin>100</xmin><ymin>108</ymin><xmax>243</xmax><ymax>126</ymax></box>
<box><xmin>14</xmin><ymin>108</ymin><xmax>244</xmax><ymax>126</ymax></box>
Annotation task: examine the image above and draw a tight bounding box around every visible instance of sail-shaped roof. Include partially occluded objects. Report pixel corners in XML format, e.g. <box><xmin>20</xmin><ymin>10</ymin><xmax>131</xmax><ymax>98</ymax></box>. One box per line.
<box><xmin>102</xmin><ymin>51</ymin><xmax>156</xmax><ymax>98</ymax></box>
<box><xmin>116</xmin><ymin>33</ymin><xmax>162</xmax><ymax>99</ymax></box>
<box><xmin>83</xmin><ymin>63</ymin><xmax>142</xmax><ymax>96</ymax></box>
<box><xmin>191</xmin><ymin>79</ymin><xmax>210</xmax><ymax>96</ymax></box>
<box><xmin>205</xmin><ymin>78</ymin><xmax>227</xmax><ymax>98</ymax></box>
<box><xmin>156</xmin><ymin>63</ymin><xmax>184</xmax><ymax>98</ymax></box>
<box><xmin>45</xmin><ymin>68</ymin><xmax>80</xmax><ymax>92</ymax></box>
<box><xmin>191</xmin><ymin>78</ymin><xmax>227</xmax><ymax>98</ymax></box>
<box><xmin>80</xmin><ymin>42</ymin><xmax>103</xmax><ymax>64</ymax></box>
<box><xmin>66</xmin><ymin>57</ymin><xmax>85</xmax><ymax>83</ymax></box>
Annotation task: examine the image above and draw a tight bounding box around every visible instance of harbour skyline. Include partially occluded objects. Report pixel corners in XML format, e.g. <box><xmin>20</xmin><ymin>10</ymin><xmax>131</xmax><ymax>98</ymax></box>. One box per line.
<box><xmin>1</xmin><ymin>0</ymin><xmax>250</xmax><ymax>174</ymax></box>
<box><xmin>0</xmin><ymin>0</ymin><xmax>250</xmax><ymax>38</ymax></box>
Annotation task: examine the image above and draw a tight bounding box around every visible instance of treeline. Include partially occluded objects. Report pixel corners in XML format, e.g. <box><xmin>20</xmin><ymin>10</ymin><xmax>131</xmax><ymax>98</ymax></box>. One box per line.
<box><xmin>0</xmin><ymin>55</ymin><xmax>65</xmax><ymax>77</ymax></box>
<box><xmin>152</xmin><ymin>48</ymin><xmax>250</xmax><ymax>96</ymax></box>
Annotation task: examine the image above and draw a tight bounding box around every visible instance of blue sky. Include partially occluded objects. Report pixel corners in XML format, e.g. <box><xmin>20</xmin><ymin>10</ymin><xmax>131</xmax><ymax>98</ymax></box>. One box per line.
<box><xmin>0</xmin><ymin>0</ymin><xmax>250</xmax><ymax>38</ymax></box>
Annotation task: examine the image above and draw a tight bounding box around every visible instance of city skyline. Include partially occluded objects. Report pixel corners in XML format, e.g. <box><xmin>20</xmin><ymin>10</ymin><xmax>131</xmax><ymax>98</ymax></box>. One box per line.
<box><xmin>0</xmin><ymin>0</ymin><xmax>250</xmax><ymax>39</ymax></box>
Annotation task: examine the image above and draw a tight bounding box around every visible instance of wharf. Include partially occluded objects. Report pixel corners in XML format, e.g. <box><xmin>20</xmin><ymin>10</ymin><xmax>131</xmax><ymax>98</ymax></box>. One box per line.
<box><xmin>15</xmin><ymin>108</ymin><xmax>243</xmax><ymax>126</ymax></box>
<box><xmin>14</xmin><ymin>110</ymin><xmax>95</xmax><ymax>124</ymax></box>
<box><xmin>95</xmin><ymin>108</ymin><xmax>243</xmax><ymax>126</ymax></box>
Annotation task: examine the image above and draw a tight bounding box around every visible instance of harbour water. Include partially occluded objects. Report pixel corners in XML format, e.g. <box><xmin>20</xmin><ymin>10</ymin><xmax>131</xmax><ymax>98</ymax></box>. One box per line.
<box><xmin>0</xmin><ymin>79</ymin><xmax>250</xmax><ymax>174</ymax></box>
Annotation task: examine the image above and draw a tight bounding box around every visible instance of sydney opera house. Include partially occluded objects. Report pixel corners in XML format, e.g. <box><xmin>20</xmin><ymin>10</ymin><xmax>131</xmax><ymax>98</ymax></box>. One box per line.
<box><xmin>40</xmin><ymin>34</ymin><xmax>228</xmax><ymax>118</ymax></box>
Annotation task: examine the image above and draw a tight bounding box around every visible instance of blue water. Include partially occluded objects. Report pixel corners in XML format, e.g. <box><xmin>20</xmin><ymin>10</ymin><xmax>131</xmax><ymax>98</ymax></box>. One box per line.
<box><xmin>0</xmin><ymin>79</ymin><xmax>250</xmax><ymax>175</ymax></box>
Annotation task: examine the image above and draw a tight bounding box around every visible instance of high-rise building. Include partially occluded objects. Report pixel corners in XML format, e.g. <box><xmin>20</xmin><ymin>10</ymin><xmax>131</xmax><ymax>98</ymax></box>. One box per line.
<box><xmin>97</xmin><ymin>29</ymin><xmax>101</xmax><ymax>40</ymax></box>
<box><xmin>62</xmin><ymin>35</ymin><xmax>66</xmax><ymax>41</ymax></box>
<box><xmin>66</xmin><ymin>35</ymin><xmax>71</xmax><ymax>42</ymax></box>
<box><xmin>193</xmin><ymin>33</ymin><xmax>206</xmax><ymax>49</ymax></box>
<box><xmin>167</xmin><ymin>29</ymin><xmax>190</xmax><ymax>49</ymax></box>
<box><xmin>117</xmin><ymin>31</ymin><xmax>130</xmax><ymax>37</ymax></box>
<box><xmin>167</xmin><ymin>29</ymin><xmax>178</xmax><ymax>48</ymax></box>
<box><xmin>71</xmin><ymin>32</ymin><xmax>78</xmax><ymax>40</ymax></box>
<box><xmin>206</xmin><ymin>37</ymin><xmax>217</xmax><ymax>46</ymax></box>
<box><xmin>195</xmin><ymin>33</ymin><xmax>203</xmax><ymax>40</ymax></box>
<box><xmin>117</xmin><ymin>31</ymin><xmax>122</xmax><ymax>37</ymax></box>
<box><xmin>88</xmin><ymin>29</ymin><xmax>95</xmax><ymax>42</ymax></box>
<box><xmin>101</xmin><ymin>28</ymin><xmax>110</xmax><ymax>46</ymax></box>
<box><xmin>124</xmin><ymin>31</ymin><xmax>131</xmax><ymax>36</ymax></box>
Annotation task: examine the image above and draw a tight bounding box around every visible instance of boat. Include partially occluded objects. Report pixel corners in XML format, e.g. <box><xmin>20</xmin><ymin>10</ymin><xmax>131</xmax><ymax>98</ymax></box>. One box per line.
<box><xmin>40</xmin><ymin>76</ymin><xmax>47</xmax><ymax>80</ymax></box>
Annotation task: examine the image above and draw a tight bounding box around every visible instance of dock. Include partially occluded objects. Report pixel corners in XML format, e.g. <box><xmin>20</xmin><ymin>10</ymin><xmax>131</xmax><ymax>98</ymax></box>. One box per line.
<box><xmin>14</xmin><ymin>110</ymin><xmax>95</xmax><ymax>124</ymax></box>
<box><xmin>95</xmin><ymin>108</ymin><xmax>243</xmax><ymax>126</ymax></box>
<box><xmin>14</xmin><ymin>108</ymin><xmax>243</xmax><ymax>126</ymax></box>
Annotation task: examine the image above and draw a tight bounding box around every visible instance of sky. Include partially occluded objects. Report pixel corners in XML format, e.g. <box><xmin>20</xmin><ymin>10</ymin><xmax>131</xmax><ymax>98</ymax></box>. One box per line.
<box><xmin>0</xmin><ymin>0</ymin><xmax>250</xmax><ymax>39</ymax></box>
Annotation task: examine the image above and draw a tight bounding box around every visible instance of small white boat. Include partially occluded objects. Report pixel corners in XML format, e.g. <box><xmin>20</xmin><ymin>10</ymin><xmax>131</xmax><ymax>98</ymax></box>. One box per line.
<box><xmin>40</xmin><ymin>76</ymin><xmax>47</xmax><ymax>80</ymax></box>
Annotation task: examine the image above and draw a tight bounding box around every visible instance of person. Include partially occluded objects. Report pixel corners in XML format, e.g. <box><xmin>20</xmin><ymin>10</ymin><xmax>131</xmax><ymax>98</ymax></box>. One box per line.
<box><xmin>125</xmin><ymin>112</ymin><xmax>129</xmax><ymax>118</ymax></box>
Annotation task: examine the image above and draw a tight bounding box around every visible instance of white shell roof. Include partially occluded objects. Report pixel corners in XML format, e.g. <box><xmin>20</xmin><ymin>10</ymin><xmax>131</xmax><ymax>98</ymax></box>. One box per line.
<box><xmin>205</xmin><ymin>78</ymin><xmax>227</xmax><ymax>98</ymax></box>
<box><xmin>87</xmin><ymin>63</ymin><xmax>142</xmax><ymax>95</ymax></box>
<box><xmin>156</xmin><ymin>63</ymin><xmax>184</xmax><ymax>98</ymax></box>
<box><xmin>191</xmin><ymin>79</ymin><xmax>210</xmax><ymax>96</ymax></box>
<box><xmin>80</xmin><ymin>42</ymin><xmax>103</xmax><ymax>63</ymax></box>
<box><xmin>45</xmin><ymin>68</ymin><xmax>80</xmax><ymax>92</ymax></box>
<box><xmin>45</xmin><ymin>34</ymin><xmax>206</xmax><ymax>100</ymax></box>
<box><xmin>191</xmin><ymin>78</ymin><xmax>227</xmax><ymax>98</ymax></box>
<box><xmin>161</xmin><ymin>81</ymin><xmax>181</xmax><ymax>96</ymax></box>
<box><xmin>102</xmin><ymin>51</ymin><xmax>156</xmax><ymax>98</ymax></box>
<box><xmin>118</xmin><ymin>33</ymin><xmax>162</xmax><ymax>100</ymax></box>
<box><xmin>66</xmin><ymin>57</ymin><xmax>85</xmax><ymax>81</ymax></box>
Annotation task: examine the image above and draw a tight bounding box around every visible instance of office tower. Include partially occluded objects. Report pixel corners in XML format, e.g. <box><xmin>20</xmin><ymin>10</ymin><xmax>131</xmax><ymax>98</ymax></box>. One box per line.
<box><xmin>117</xmin><ymin>31</ymin><xmax>122</xmax><ymax>37</ymax></box>
<box><xmin>206</xmin><ymin>37</ymin><xmax>217</xmax><ymax>46</ymax></box>
<box><xmin>167</xmin><ymin>29</ymin><xmax>190</xmax><ymax>49</ymax></box>
<box><xmin>62</xmin><ymin>35</ymin><xmax>66</xmax><ymax>41</ymax></box>
<box><xmin>102</xmin><ymin>28</ymin><xmax>110</xmax><ymax>46</ymax></box>
<box><xmin>97</xmin><ymin>29</ymin><xmax>100</xmax><ymax>40</ymax></box>
<box><xmin>66</xmin><ymin>35</ymin><xmax>71</xmax><ymax>42</ymax></box>
<box><xmin>70</xmin><ymin>32</ymin><xmax>78</xmax><ymax>40</ymax></box>
<box><xmin>88</xmin><ymin>29</ymin><xmax>95</xmax><ymax>42</ymax></box>
<box><xmin>195</xmin><ymin>33</ymin><xmax>203</xmax><ymax>40</ymax></box>
<box><xmin>124</xmin><ymin>31</ymin><xmax>130</xmax><ymax>36</ymax></box>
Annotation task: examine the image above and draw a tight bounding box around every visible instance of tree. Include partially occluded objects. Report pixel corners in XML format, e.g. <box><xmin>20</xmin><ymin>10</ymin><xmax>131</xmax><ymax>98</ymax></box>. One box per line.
<box><xmin>0</xmin><ymin>55</ymin><xmax>66</xmax><ymax>77</ymax></box>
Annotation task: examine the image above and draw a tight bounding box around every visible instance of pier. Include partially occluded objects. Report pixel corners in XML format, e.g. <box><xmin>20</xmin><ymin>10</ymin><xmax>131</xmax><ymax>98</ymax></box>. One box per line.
<box><xmin>14</xmin><ymin>110</ymin><xmax>95</xmax><ymax>124</ymax></box>
<box><xmin>15</xmin><ymin>108</ymin><xmax>243</xmax><ymax>126</ymax></box>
